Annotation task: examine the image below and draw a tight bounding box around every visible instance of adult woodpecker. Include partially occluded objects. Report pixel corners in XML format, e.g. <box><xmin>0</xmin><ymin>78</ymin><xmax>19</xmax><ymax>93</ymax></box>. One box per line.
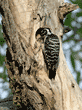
<box><xmin>35</xmin><ymin>27</ymin><xmax>60</xmax><ymax>79</ymax></box>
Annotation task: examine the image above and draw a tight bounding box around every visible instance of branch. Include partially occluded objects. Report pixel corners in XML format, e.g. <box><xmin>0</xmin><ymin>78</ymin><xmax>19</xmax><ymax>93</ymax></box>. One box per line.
<box><xmin>58</xmin><ymin>2</ymin><xmax>79</xmax><ymax>20</ymax></box>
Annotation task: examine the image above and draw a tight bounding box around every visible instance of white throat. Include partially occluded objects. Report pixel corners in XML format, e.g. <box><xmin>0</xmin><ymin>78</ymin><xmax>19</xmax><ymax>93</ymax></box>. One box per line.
<box><xmin>46</xmin><ymin>29</ymin><xmax>52</xmax><ymax>35</ymax></box>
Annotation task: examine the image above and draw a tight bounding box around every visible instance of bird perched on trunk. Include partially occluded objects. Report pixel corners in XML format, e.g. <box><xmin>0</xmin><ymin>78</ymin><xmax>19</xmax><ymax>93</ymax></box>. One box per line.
<box><xmin>35</xmin><ymin>27</ymin><xmax>60</xmax><ymax>79</ymax></box>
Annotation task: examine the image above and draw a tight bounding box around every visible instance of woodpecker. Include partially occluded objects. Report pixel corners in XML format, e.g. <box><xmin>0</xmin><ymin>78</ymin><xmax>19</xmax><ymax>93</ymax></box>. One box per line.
<box><xmin>35</xmin><ymin>28</ymin><xmax>60</xmax><ymax>79</ymax></box>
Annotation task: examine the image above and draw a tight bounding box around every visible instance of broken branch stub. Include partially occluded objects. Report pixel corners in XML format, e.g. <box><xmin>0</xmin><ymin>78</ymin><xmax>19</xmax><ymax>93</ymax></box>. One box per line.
<box><xmin>58</xmin><ymin>3</ymin><xmax>79</xmax><ymax>20</ymax></box>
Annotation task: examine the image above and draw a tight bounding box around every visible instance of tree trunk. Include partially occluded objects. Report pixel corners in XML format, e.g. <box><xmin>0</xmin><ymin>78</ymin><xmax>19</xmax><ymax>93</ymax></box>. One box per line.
<box><xmin>0</xmin><ymin>0</ymin><xmax>82</xmax><ymax>110</ymax></box>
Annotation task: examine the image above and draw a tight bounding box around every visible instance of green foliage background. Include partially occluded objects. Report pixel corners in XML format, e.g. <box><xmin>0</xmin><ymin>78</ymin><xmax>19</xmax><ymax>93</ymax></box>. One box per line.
<box><xmin>63</xmin><ymin>0</ymin><xmax>82</xmax><ymax>85</ymax></box>
<box><xmin>0</xmin><ymin>17</ymin><xmax>8</xmax><ymax>82</ymax></box>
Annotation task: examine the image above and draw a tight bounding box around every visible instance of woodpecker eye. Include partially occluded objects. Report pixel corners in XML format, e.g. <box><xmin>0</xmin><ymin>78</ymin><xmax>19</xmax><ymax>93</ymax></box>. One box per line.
<box><xmin>41</xmin><ymin>30</ymin><xmax>47</xmax><ymax>36</ymax></box>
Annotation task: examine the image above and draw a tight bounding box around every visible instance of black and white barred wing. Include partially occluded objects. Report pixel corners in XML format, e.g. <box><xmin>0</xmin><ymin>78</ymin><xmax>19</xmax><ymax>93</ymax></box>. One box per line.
<box><xmin>44</xmin><ymin>34</ymin><xmax>60</xmax><ymax>71</ymax></box>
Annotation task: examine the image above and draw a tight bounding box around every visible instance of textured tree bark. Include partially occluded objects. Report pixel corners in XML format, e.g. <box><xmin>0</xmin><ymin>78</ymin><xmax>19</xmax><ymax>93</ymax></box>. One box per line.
<box><xmin>0</xmin><ymin>0</ymin><xmax>82</xmax><ymax>110</ymax></box>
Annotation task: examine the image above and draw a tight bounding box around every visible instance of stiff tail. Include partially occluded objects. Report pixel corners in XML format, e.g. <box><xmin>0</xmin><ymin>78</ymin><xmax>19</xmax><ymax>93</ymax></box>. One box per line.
<box><xmin>49</xmin><ymin>68</ymin><xmax>56</xmax><ymax>79</ymax></box>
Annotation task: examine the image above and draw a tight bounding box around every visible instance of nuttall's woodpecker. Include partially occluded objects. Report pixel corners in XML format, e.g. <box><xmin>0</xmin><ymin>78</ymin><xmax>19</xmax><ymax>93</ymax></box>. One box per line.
<box><xmin>35</xmin><ymin>28</ymin><xmax>60</xmax><ymax>79</ymax></box>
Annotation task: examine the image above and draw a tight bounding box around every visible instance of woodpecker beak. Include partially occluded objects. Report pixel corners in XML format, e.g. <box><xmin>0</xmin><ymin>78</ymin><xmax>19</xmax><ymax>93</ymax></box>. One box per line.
<box><xmin>36</xmin><ymin>34</ymin><xmax>41</xmax><ymax>41</ymax></box>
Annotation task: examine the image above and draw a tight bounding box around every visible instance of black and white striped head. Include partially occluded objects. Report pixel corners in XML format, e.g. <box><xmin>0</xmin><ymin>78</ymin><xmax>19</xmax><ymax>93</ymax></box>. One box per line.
<box><xmin>36</xmin><ymin>28</ymin><xmax>52</xmax><ymax>36</ymax></box>
<box><xmin>35</xmin><ymin>28</ymin><xmax>52</xmax><ymax>42</ymax></box>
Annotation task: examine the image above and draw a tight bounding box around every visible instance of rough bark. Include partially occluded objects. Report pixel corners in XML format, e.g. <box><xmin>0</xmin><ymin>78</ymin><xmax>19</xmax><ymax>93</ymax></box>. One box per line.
<box><xmin>0</xmin><ymin>0</ymin><xmax>82</xmax><ymax>110</ymax></box>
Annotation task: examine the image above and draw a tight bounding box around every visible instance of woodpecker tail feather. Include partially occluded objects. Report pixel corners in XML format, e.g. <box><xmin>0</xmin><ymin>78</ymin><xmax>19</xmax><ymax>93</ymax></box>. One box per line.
<box><xmin>49</xmin><ymin>68</ymin><xmax>56</xmax><ymax>79</ymax></box>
